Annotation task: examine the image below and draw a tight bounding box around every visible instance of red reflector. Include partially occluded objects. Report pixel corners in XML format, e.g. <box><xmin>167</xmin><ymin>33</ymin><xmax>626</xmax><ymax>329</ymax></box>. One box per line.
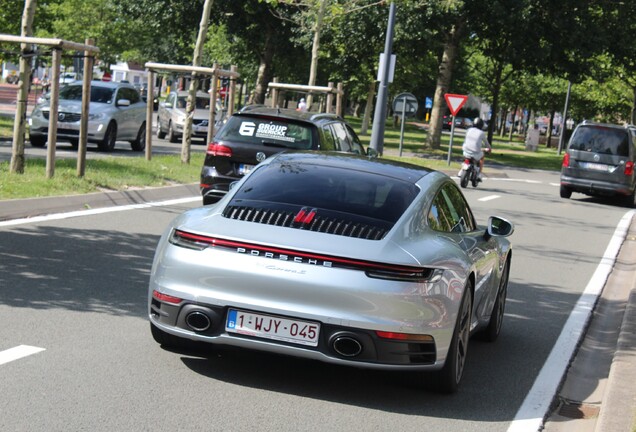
<box><xmin>625</xmin><ymin>161</ymin><xmax>634</xmax><ymax>176</ymax></box>
<box><xmin>375</xmin><ymin>331</ymin><xmax>433</xmax><ymax>342</ymax></box>
<box><xmin>562</xmin><ymin>153</ymin><xmax>570</xmax><ymax>168</ymax></box>
<box><xmin>206</xmin><ymin>142</ymin><xmax>232</xmax><ymax>157</ymax></box>
<box><xmin>152</xmin><ymin>290</ymin><xmax>183</xmax><ymax>305</ymax></box>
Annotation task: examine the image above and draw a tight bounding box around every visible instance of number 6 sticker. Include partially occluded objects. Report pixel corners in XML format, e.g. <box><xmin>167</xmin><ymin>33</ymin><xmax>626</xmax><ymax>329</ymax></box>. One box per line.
<box><xmin>239</xmin><ymin>121</ymin><xmax>256</xmax><ymax>136</ymax></box>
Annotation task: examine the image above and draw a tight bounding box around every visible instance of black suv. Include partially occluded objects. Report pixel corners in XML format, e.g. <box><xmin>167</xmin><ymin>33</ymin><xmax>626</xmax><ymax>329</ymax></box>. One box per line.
<box><xmin>200</xmin><ymin>106</ymin><xmax>369</xmax><ymax>204</ymax></box>
<box><xmin>560</xmin><ymin>121</ymin><xmax>636</xmax><ymax>207</ymax></box>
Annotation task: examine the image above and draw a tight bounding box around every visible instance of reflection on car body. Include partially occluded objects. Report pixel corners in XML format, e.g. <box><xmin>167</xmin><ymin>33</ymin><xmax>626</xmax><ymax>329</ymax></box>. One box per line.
<box><xmin>149</xmin><ymin>152</ymin><xmax>514</xmax><ymax>393</ymax></box>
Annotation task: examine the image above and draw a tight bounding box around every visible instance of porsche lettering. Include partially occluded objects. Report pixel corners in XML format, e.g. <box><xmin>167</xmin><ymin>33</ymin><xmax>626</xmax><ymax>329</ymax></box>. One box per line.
<box><xmin>236</xmin><ymin>247</ymin><xmax>333</xmax><ymax>267</ymax></box>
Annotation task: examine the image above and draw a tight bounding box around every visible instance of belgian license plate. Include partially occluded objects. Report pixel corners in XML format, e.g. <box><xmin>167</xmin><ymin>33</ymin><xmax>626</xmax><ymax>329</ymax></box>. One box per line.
<box><xmin>226</xmin><ymin>309</ymin><xmax>320</xmax><ymax>347</ymax></box>
<box><xmin>238</xmin><ymin>164</ymin><xmax>254</xmax><ymax>175</ymax></box>
<box><xmin>194</xmin><ymin>125</ymin><xmax>208</xmax><ymax>133</ymax></box>
<box><xmin>580</xmin><ymin>162</ymin><xmax>608</xmax><ymax>171</ymax></box>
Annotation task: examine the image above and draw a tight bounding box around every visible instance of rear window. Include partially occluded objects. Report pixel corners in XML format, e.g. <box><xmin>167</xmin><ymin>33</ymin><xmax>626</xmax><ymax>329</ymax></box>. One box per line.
<box><xmin>568</xmin><ymin>125</ymin><xmax>630</xmax><ymax>156</ymax></box>
<box><xmin>217</xmin><ymin>115</ymin><xmax>315</xmax><ymax>150</ymax></box>
<box><xmin>230</xmin><ymin>162</ymin><xmax>419</xmax><ymax>223</ymax></box>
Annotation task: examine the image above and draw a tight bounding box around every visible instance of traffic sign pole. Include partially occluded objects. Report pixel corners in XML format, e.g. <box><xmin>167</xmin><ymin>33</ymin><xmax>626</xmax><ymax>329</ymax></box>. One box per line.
<box><xmin>447</xmin><ymin>116</ymin><xmax>456</xmax><ymax>165</ymax></box>
<box><xmin>443</xmin><ymin>93</ymin><xmax>468</xmax><ymax>165</ymax></box>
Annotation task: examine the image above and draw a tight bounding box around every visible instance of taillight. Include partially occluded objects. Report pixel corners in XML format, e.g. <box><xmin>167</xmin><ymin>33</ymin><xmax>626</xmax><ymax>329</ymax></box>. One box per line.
<box><xmin>562</xmin><ymin>153</ymin><xmax>570</xmax><ymax>168</ymax></box>
<box><xmin>152</xmin><ymin>290</ymin><xmax>183</xmax><ymax>305</ymax></box>
<box><xmin>625</xmin><ymin>161</ymin><xmax>634</xmax><ymax>176</ymax></box>
<box><xmin>206</xmin><ymin>142</ymin><xmax>232</xmax><ymax>157</ymax></box>
<box><xmin>375</xmin><ymin>331</ymin><xmax>433</xmax><ymax>342</ymax></box>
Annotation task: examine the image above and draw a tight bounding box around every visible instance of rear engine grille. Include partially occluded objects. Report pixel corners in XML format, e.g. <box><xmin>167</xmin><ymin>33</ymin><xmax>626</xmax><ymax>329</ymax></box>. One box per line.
<box><xmin>223</xmin><ymin>205</ymin><xmax>388</xmax><ymax>240</ymax></box>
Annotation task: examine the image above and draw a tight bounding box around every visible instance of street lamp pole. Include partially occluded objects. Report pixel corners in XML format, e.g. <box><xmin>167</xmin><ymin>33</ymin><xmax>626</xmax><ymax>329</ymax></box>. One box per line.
<box><xmin>369</xmin><ymin>2</ymin><xmax>396</xmax><ymax>156</ymax></box>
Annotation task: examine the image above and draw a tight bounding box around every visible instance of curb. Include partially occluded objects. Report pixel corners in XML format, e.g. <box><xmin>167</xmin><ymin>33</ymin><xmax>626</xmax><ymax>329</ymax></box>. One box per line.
<box><xmin>595</xmin><ymin>226</ymin><xmax>636</xmax><ymax>432</ymax></box>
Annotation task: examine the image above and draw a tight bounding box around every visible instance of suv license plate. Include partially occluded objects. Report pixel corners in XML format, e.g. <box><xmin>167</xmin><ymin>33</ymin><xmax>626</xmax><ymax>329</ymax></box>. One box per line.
<box><xmin>226</xmin><ymin>309</ymin><xmax>320</xmax><ymax>347</ymax></box>
<box><xmin>238</xmin><ymin>164</ymin><xmax>254</xmax><ymax>175</ymax></box>
<box><xmin>580</xmin><ymin>162</ymin><xmax>608</xmax><ymax>172</ymax></box>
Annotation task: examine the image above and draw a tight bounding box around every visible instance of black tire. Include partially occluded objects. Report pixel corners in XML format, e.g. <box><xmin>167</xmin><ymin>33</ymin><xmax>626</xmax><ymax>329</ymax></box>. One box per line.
<box><xmin>460</xmin><ymin>168</ymin><xmax>470</xmax><ymax>188</ymax></box>
<box><xmin>30</xmin><ymin>135</ymin><xmax>46</xmax><ymax>148</ymax></box>
<box><xmin>481</xmin><ymin>258</ymin><xmax>510</xmax><ymax>342</ymax></box>
<box><xmin>167</xmin><ymin>121</ymin><xmax>178</xmax><ymax>143</ymax></box>
<box><xmin>560</xmin><ymin>185</ymin><xmax>572</xmax><ymax>199</ymax></box>
<box><xmin>98</xmin><ymin>122</ymin><xmax>117</xmax><ymax>152</ymax></box>
<box><xmin>429</xmin><ymin>281</ymin><xmax>473</xmax><ymax>394</ymax></box>
<box><xmin>156</xmin><ymin>117</ymin><xmax>166</xmax><ymax>139</ymax></box>
<box><xmin>621</xmin><ymin>191</ymin><xmax>635</xmax><ymax>208</ymax></box>
<box><xmin>471</xmin><ymin>171</ymin><xmax>479</xmax><ymax>188</ymax></box>
<box><xmin>131</xmin><ymin>123</ymin><xmax>146</xmax><ymax>152</ymax></box>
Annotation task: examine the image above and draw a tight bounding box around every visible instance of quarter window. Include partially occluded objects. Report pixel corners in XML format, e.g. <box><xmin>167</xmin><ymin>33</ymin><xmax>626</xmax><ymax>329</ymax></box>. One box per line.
<box><xmin>428</xmin><ymin>183</ymin><xmax>475</xmax><ymax>233</ymax></box>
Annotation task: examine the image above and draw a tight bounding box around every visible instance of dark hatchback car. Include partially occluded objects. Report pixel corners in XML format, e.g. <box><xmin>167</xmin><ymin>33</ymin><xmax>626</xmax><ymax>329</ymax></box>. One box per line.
<box><xmin>200</xmin><ymin>106</ymin><xmax>369</xmax><ymax>204</ymax></box>
<box><xmin>560</xmin><ymin>121</ymin><xmax>636</xmax><ymax>207</ymax></box>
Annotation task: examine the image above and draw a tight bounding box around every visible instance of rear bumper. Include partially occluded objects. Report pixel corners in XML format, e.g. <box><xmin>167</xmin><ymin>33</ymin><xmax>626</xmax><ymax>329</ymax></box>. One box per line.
<box><xmin>561</xmin><ymin>175</ymin><xmax>634</xmax><ymax>197</ymax></box>
<box><xmin>149</xmin><ymin>301</ymin><xmax>440</xmax><ymax>371</ymax></box>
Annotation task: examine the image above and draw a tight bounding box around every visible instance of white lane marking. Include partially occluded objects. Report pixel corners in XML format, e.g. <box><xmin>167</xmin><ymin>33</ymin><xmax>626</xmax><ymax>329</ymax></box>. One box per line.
<box><xmin>507</xmin><ymin>209</ymin><xmax>636</xmax><ymax>432</ymax></box>
<box><xmin>478</xmin><ymin>195</ymin><xmax>500</xmax><ymax>202</ymax></box>
<box><xmin>0</xmin><ymin>345</ymin><xmax>46</xmax><ymax>366</ymax></box>
<box><xmin>487</xmin><ymin>178</ymin><xmax>543</xmax><ymax>184</ymax></box>
<box><xmin>0</xmin><ymin>196</ymin><xmax>200</xmax><ymax>227</ymax></box>
<box><xmin>550</xmin><ymin>183</ymin><xmax>560</xmax><ymax>187</ymax></box>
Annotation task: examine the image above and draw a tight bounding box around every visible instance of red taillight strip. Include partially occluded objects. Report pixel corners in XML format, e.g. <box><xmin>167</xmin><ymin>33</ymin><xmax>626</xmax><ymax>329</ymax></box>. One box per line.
<box><xmin>173</xmin><ymin>229</ymin><xmax>423</xmax><ymax>274</ymax></box>
<box><xmin>152</xmin><ymin>290</ymin><xmax>183</xmax><ymax>305</ymax></box>
<box><xmin>375</xmin><ymin>331</ymin><xmax>433</xmax><ymax>342</ymax></box>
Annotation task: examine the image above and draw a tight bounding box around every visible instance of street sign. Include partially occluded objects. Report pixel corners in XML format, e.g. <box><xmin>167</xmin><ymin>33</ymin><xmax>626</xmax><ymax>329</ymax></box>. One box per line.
<box><xmin>377</xmin><ymin>53</ymin><xmax>396</xmax><ymax>83</ymax></box>
<box><xmin>425</xmin><ymin>97</ymin><xmax>433</xmax><ymax>109</ymax></box>
<box><xmin>392</xmin><ymin>93</ymin><xmax>418</xmax><ymax>118</ymax></box>
<box><xmin>444</xmin><ymin>93</ymin><xmax>468</xmax><ymax>116</ymax></box>
<box><xmin>102</xmin><ymin>72</ymin><xmax>112</xmax><ymax>82</ymax></box>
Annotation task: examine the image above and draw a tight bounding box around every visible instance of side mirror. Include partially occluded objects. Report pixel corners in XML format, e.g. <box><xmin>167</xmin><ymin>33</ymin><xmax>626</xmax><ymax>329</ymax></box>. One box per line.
<box><xmin>487</xmin><ymin>216</ymin><xmax>514</xmax><ymax>237</ymax></box>
<box><xmin>366</xmin><ymin>147</ymin><xmax>379</xmax><ymax>159</ymax></box>
<box><xmin>116</xmin><ymin>99</ymin><xmax>131</xmax><ymax>107</ymax></box>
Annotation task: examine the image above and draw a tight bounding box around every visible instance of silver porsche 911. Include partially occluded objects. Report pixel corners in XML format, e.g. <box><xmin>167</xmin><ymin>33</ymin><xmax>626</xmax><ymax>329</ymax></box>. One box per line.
<box><xmin>148</xmin><ymin>152</ymin><xmax>514</xmax><ymax>393</ymax></box>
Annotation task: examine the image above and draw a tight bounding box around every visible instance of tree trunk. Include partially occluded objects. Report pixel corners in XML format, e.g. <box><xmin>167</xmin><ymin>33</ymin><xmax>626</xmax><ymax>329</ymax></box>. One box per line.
<box><xmin>486</xmin><ymin>62</ymin><xmax>504</xmax><ymax>144</ymax></box>
<box><xmin>631</xmin><ymin>86</ymin><xmax>636</xmax><ymax>125</ymax></box>
<box><xmin>250</xmin><ymin>30</ymin><xmax>275</xmax><ymax>105</ymax></box>
<box><xmin>9</xmin><ymin>0</ymin><xmax>36</xmax><ymax>174</ymax></box>
<box><xmin>182</xmin><ymin>0</ymin><xmax>214</xmax><ymax>164</ymax></box>
<box><xmin>546</xmin><ymin>111</ymin><xmax>555</xmax><ymax>148</ymax></box>
<box><xmin>426</xmin><ymin>20</ymin><xmax>464</xmax><ymax>150</ymax></box>
<box><xmin>306</xmin><ymin>0</ymin><xmax>328</xmax><ymax>110</ymax></box>
<box><xmin>360</xmin><ymin>79</ymin><xmax>375</xmax><ymax>135</ymax></box>
<box><xmin>508</xmin><ymin>105</ymin><xmax>518</xmax><ymax>141</ymax></box>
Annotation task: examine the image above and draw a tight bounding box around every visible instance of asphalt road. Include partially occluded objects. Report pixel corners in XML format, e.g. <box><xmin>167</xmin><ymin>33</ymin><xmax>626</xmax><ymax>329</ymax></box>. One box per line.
<box><xmin>0</xmin><ymin>168</ymin><xmax>632</xmax><ymax>431</ymax></box>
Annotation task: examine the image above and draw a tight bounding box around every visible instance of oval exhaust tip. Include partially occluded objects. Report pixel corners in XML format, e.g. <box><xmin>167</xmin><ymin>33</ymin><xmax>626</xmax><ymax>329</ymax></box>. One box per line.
<box><xmin>332</xmin><ymin>336</ymin><xmax>363</xmax><ymax>357</ymax></box>
<box><xmin>185</xmin><ymin>311</ymin><xmax>211</xmax><ymax>332</ymax></box>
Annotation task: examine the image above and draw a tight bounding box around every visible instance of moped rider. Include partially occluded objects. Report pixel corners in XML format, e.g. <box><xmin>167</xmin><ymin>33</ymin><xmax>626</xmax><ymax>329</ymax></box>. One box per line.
<box><xmin>461</xmin><ymin>117</ymin><xmax>491</xmax><ymax>180</ymax></box>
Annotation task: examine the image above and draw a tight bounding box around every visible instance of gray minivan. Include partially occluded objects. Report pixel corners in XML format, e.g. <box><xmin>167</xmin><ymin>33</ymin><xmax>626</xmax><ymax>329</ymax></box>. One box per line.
<box><xmin>560</xmin><ymin>121</ymin><xmax>636</xmax><ymax>207</ymax></box>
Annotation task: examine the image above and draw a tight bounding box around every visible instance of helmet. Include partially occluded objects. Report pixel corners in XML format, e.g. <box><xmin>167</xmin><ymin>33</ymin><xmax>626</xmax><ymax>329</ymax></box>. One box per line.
<box><xmin>473</xmin><ymin>118</ymin><xmax>484</xmax><ymax>130</ymax></box>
